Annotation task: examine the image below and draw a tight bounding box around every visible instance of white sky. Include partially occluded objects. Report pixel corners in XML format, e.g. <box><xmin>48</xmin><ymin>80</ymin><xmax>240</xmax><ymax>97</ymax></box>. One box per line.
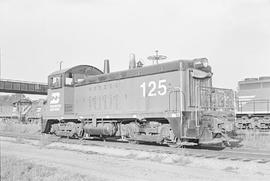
<box><xmin>0</xmin><ymin>0</ymin><xmax>270</xmax><ymax>90</ymax></box>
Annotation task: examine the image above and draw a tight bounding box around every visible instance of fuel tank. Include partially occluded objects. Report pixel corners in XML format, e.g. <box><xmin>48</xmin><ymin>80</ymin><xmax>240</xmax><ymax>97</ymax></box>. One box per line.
<box><xmin>83</xmin><ymin>123</ymin><xmax>117</xmax><ymax>136</ymax></box>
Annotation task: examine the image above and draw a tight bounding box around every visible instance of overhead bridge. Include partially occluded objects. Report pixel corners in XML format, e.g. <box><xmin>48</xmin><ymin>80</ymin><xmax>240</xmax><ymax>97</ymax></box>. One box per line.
<box><xmin>0</xmin><ymin>79</ymin><xmax>48</xmax><ymax>95</ymax></box>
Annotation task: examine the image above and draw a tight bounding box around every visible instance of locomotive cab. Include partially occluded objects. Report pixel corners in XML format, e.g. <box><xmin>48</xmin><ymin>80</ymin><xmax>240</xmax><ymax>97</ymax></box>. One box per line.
<box><xmin>41</xmin><ymin>65</ymin><xmax>103</xmax><ymax>133</ymax></box>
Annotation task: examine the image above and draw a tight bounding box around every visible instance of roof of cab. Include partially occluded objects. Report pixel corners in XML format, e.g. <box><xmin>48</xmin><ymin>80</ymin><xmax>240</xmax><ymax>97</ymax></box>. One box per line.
<box><xmin>49</xmin><ymin>65</ymin><xmax>103</xmax><ymax>77</ymax></box>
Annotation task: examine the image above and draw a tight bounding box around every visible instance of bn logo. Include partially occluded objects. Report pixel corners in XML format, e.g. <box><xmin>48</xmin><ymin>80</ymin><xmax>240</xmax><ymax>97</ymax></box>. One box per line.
<box><xmin>50</xmin><ymin>92</ymin><xmax>60</xmax><ymax>105</ymax></box>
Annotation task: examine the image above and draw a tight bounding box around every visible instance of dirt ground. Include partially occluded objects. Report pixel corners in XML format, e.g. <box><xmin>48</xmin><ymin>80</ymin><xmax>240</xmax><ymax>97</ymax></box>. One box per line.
<box><xmin>1</xmin><ymin>121</ymin><xmax>270</xmax><ymax>180</ymax></box>
<box><xmin>1</xmin><ymin>138</ymin><xmax>269</xmax><ymax>181</ymax></box>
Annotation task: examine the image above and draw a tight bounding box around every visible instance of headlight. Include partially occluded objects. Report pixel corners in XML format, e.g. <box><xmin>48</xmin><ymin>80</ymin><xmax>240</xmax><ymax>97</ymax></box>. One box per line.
<box><xmin>201</xmin><ymin>58</ymin><xmax>208</xmax><ymax>68</ymax></box>
<box><xmin>193</xmin><ymin>58</ymin><xmax>208</xmax><ymax>68</ymax></box>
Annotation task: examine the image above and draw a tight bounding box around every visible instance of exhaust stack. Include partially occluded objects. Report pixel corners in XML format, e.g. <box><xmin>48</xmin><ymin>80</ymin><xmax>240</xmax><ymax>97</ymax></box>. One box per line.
<box><xmin>103</xmin><ymin>59</ymin><xmax>110</xmax><ymax>73</ymax></box>
<box><xmin>129</xmin><ymin>53</ymin><xmax>136</xmax><ymax>69</ymax></box>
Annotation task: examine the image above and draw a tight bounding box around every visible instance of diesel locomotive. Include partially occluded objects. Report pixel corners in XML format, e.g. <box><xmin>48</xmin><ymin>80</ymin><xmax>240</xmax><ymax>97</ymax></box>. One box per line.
<box><xmin>236</xmin><ymin>77</ymin><xmax>270</xmax><ymax>129</ymax></box>
<box><xmin>42</xmin><ymin>57</ymin><xmax>239</xmax><ymax>147</ymax></box>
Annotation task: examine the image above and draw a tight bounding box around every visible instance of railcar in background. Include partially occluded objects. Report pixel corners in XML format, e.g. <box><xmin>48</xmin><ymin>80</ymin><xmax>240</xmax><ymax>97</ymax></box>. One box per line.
<box><xmin>42</xmin><ymin>57</ymin><xmax>239</xmax><ymax>147</ymax></box>
<box><xmin>236</xmin><ymin>77</ymin><xmax>270</xmax><ymax>130</ymax></box>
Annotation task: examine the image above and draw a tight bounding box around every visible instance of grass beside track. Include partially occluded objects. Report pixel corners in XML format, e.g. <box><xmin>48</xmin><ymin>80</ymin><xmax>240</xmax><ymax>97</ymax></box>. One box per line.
<box><xmin>0</xmin><ymin>156</ymin><xmax>98</xmax><ymax>181</ymax></box>
<box><xmin>236</xmin><ymin>130</ymin><xmax>270</xmax><ymax>150</ymax></box>
<box><xmin>0</xmin><ymin>119</ymin><xmax>40</xmax><ymax>135</ymax></box>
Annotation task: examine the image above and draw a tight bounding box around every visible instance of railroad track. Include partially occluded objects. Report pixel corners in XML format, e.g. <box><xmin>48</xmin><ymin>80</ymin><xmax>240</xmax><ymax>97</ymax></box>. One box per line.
<box><xmin>1</xmin><ymin>132</ymin><xmax>270</xmax><ymax>164</ymax></box>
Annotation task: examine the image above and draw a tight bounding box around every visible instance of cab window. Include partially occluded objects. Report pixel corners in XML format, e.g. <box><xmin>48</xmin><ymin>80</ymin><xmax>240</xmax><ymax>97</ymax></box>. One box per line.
<box><xmin>49</xmin><ymin>75</ymin><xmax>62</xmax><ymax>89</ymax></box>
<box><xmin>65</xmin><ymin>77</ymin><xmax>73</xmax><ymax>85</ymax></box>
<box><xmin>65</xmin><ymin>73</ymin><xmax>73</xmax><ymax>86</ymax></box>
<box><xmin>73</xmin><ymin>74</ymin><xmax>85</xmax><ymax>84</ymax></box>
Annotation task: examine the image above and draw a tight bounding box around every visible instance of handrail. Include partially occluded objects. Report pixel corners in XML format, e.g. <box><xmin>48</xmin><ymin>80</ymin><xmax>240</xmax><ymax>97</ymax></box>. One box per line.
<box><xmin>198</xmin><ymin>86</ymin><xmax>235</xmax><ymax>111</ymax></box>
<box><xmin>168</xmin><ymin>87</ymin><xmax>184</xmax><ymax>136</ymax></box>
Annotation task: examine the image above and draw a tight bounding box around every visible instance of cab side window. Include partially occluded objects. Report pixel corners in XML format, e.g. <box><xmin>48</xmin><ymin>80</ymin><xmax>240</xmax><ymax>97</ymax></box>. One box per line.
<box><xmin>65</xmin><ymin>73</ymin><xmax>73</xmax><ymax>86</ymax></box>
<box><xmin>73</xmin><ymin>74</ymin><xmax>85</xmax><ymax>84</ymax></box>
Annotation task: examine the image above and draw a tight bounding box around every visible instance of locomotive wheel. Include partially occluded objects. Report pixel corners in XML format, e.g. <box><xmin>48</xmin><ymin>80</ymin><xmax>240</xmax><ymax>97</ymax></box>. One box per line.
<box><xmin>159</xmin><ymin>125</ymin><xmax>171</xmax><ymax>139</ymax></box>
<box><xmin>159</xmin><ymin>124</ymin><xmax>179</xmax><ymax>146</ymax></box>
<box><xmin>121</xmin><ymin>122</ymin><xmax>140</xmax><ymax>138</ymax></box>
<box><xmin>78</xmin><ymin>129</ymin><xmax>84</xmax><ymax>138</ymax></box>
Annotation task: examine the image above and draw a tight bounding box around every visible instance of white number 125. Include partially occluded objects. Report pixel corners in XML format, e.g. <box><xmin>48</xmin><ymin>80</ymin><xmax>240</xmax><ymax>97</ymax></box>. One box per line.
<box><xmin>140</xmin><ymin>80</ymin><xmax>167</xmax><ymax>97</ymax></box>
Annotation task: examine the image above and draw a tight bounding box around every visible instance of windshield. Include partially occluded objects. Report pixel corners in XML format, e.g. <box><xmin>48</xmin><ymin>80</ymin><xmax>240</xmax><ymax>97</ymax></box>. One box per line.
<box><xmin>49</xmin><ymin>75</ymin><xmax>62</xmax><ymax>89</ymax></box>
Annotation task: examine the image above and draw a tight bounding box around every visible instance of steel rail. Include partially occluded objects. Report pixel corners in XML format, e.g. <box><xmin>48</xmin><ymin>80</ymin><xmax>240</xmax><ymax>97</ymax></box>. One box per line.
<box><xmin>1</xmin><ymin>131</ymin><xmax>270</xmax><ymax>164</ymax></box>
